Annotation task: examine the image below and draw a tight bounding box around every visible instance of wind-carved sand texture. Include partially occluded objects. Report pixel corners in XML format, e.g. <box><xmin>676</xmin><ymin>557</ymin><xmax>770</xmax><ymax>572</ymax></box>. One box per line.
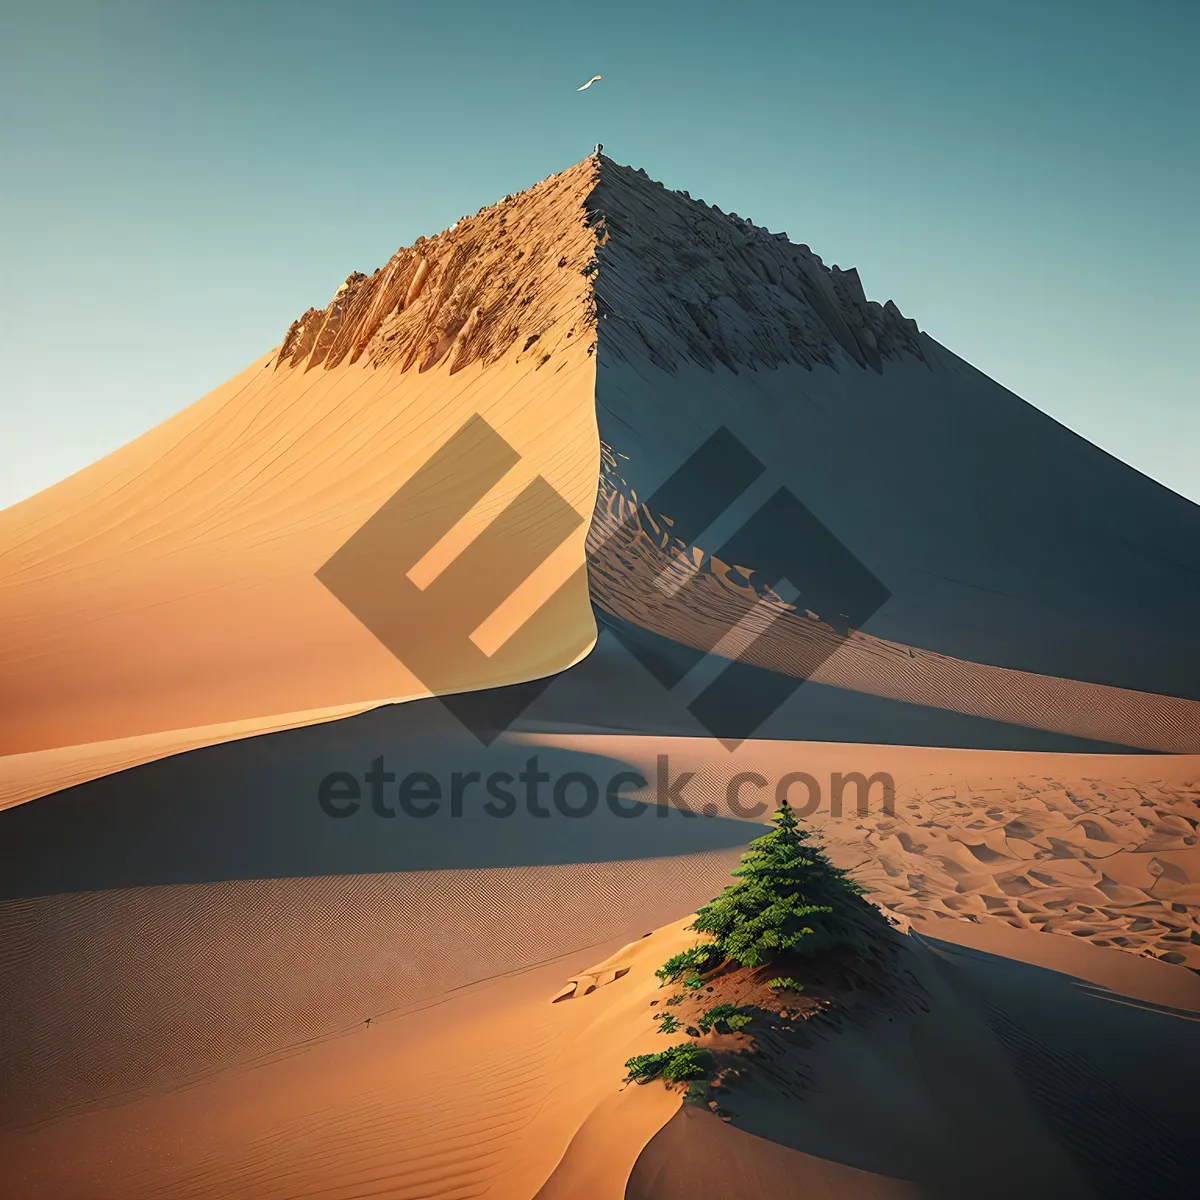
<box><xmin>588</xmin><ymin>444</ymin><xmax>1200</xmax><ymax>753</ymax></box>
<box><xmin>275</xmin><ymin>168</ymin><xmax>600</xmax><ymax>375</ymax></box>
<box><xmin>515</xmin><ymin>733</ymin><xmax>1200</xmax><ymax>970</ymax></box>
<box><xmin>1</xmin><ymin>916</ymin><xmax>699</xmax><ymax>1200</ymax></box>
<box><xmin>587</xmin><ymin>162</ymin><xmax>924</xmax><ymax>374</ymax></box>
<box><xmin>830</xmin><ymin>770</ymin><xmax>1200</xmax><ymax>967</ymax></box>
<box><xmin>0</xmin><ymin>850</ymin><xmax>744</xmax><ymax>1131</ymax></box>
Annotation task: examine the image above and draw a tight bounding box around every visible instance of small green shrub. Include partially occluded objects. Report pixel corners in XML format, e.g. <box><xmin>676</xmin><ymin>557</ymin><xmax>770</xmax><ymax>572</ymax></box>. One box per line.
<box><xmin>624</xmin><ymin>1043</ymin><xmax>712</xmax><ymax>1085</ymax></box>
<box><xmin>654</xmin><ymin>1012</ymin><xmax>681</xmax><ymax>1034</ymax></box>
<box><xmin>665</xmin><ymin>993</ymin><xmax>685</xmax><ymax>1006</ymax></box>
<box><xmin>766</xmin><ymin>977</ymin><xmax>804</xmax><ymax>993</ymax></box>
<box><xmin>655</xmin><ymin>945</ymin><xmax>720</xmax><ymax>984</ymax></box>
<box><xmin>682</xmin><ymin>974</ymin><xmax>704</xmax><ymax>990</ymax></box>
<box><xmin>691</xmin><ymin>800</ymin><xmax>865</xmax><ymax>967</ymax></box>
<box><xmin>696</xmin><ymin>1003</ymin><xmax>753</xmax><ymax>1035</ymax></box>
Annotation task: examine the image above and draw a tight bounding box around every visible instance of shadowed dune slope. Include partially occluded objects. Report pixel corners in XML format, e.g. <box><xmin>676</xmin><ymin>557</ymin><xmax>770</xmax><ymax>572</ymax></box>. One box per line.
<box><xmin>584</xmin><ymin>159</ymin><xmax>1200</xmax><ymax>752</ymax></box>
<box><xmin>625</xmin><ymin>927</ymin><xmax>1200</xmax><ymax>1200</ymax></box>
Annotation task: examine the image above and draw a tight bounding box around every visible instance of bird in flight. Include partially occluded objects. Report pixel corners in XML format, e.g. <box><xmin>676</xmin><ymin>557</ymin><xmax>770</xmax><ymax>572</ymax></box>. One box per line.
<box><xmin>577</xmin><ymin>75</ymin><xmax>602</xmax><ymax>91</ymax></box>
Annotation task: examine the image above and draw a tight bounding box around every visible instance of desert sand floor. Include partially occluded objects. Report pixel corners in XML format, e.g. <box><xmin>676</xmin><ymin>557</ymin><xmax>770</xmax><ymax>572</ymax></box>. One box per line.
<box><xmin>527</xmin><ymin>734</ymin><xmax>1200</xmax><ymax>969</ymax></box>
<box><xmin>3</xmin><ymin>892</ymin><xmax>1198</xmax><ymax>1199</ymax></box>
<box><xmin>2</xmin><ymin>719</ymin><xmax>1198</xmax><ymax>1197</ymax></box>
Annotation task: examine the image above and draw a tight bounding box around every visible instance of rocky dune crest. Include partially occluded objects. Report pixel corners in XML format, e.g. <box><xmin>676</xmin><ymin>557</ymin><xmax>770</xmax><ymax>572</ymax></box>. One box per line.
<box><xmin>275</xmin><ymin>153</ymin><xmax>923</xmax><ymax>379</ymax></box>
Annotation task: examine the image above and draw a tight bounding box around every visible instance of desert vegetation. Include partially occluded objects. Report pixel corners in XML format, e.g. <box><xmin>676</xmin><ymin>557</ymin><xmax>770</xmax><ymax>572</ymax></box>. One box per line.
<box><xmin>625</xmin><ymin>798</ymin><xmax>870</xmax><ymax>1094</ymax></box>
<box><xmin>623</xmin><ymin>1044</ymin><xmax>712</xmax><ymax>1085</ymax></box>
<box><xmin>690</xmin><ymin>795</ymin><xmax>865</xmax><ymax>966</ymax></box>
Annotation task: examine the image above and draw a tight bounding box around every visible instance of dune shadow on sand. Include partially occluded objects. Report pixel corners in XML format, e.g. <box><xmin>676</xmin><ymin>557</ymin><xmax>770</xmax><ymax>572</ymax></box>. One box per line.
<box><xmin>0</xmin><ymin>698</ymin><xmax>758</xmax><ymax>900</ymax></box>
<box><xmin>519</xmin><ymin>620</ymin><xmax>1153</xmax><ymax>754</ymax></box>
<box><xmin>910</xmin><ymin>933</ymin><xmax>1200</xmax><ymax>1199</ymax></box>
<box><xmin>628</xmin><ymin>932</ymin><xmax>1200</xmax><ymax>1200</ymax></box>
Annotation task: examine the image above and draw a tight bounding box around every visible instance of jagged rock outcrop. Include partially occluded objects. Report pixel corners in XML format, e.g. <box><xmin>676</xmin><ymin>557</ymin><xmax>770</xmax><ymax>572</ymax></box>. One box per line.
<box><xmin>275</xmin><ymin>160</ymin><xmax>601</xmax><ymax>375</ymax></box>
<box><xmin>274</xmin><ymin>154</ymin><xmax>923</xmax><ymax>378</ymax></box>
<box><xmin>590</xmin><ymin>161</ymin><xmax>922</xmax><ymax>374</ymax></box>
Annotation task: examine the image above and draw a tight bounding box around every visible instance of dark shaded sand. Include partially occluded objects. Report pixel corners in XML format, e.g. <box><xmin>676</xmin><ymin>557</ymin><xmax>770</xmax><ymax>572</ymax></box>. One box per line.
<box><xmin>626</xmin><ymin>922</ymin><xmax>1200</xmax><ymax>1199</ymax></box>
<box><xmin>626</xmin><ymin>1107</ymin><xmax>920</xmax><ymax>1200</ymax></box>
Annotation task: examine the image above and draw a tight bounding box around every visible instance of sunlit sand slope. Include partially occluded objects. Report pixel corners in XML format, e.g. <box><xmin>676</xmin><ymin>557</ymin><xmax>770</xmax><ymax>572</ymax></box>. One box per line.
<box><xmin>0</xmin><ymin>921</ymin><xmax>695</xmax><ymax>1200</ymax></box>
<box><xmin>0</xmin><ymin>158</ymin><xmax>605</xmax><ymax>808</ymax></box>
<box><xmin>6</xmin><ymin>875</ymin><xmax>1196</xmax><ymax>1199</ymax></box>
<box><xmin>525</xmin><ymin>733</ymin><xmax>1200</xmax><ymax>969</ymax></box>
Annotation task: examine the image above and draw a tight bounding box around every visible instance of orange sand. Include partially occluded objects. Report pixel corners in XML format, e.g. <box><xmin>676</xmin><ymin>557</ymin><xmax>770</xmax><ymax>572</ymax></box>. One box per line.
<box><xmin>526</xmin><ymin>734</ymin><xmax>1200</xmax><ymax>969</ymax></box>
<box><xmin>0</xmin><ymin>162</ymin><xmax>603</xmax><ymax>809</ymax></box>
<box><xmin>4</xmin><ymin>153</ymin><xmax>1199</xmax><ymax>1196</ymax></box>
<box><xmin>2</xmin><ymin>736</ymin><xmax>1197</xmax><ymax>1197</ymax></box>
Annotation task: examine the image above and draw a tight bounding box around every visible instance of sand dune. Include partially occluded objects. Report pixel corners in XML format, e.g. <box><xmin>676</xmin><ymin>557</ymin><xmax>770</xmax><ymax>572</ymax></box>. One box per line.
<box><xmin>589</xmin><ymin>446</ymin><xmax>1200</xmax><ymax>753</ymax></box>
<box><xmin>0</xmin><ymin>160</ymin><xmax>604</xmax><ymax>808</ymax></box>
<box><xmin>589</xmin><ymin>161</ymin><xmax>1200</xmax><ymax>706</ymax></box>
<box><xmin>627</xmin><ymin>1108</ymin><xmax>923</xmax><ymax>1200</ymax></box>
<box><xmin>522</xmin><ymin>733</ymin><xmax>1200</xmax><ymax>970</ymax></box>
<box><xmin>0</xmin><ymin>911</ymin><xmax>700</xmax><ymax>1198</ymax></box>
<box><xmin>3</xmin><ymin>152</ymin><xmax>1200</xmax><ymax>1196</ymax></box>
<box><xmin>2</xmin><ymin>715</ymin><xmax>1197</xmax><ymax>1195</ymax></box>
<box><xmin>9</xmin><ymin>155</ymin><xmax>1200</xmax><ymax>807</ymax></box>
<box><xmin>626</xmin><ymin>919</ymin><xmax>1200</xmax><ymax>1199</ymax></box>
<box><xmin>0</xmin><ymin>716</ymin><xmax>762</xmax><ymax>1127</ymax></box>
<box><xmin>6</xmin><ymin>864</ymin><xmax>1196</xmax><ymax>1198</ymax></box>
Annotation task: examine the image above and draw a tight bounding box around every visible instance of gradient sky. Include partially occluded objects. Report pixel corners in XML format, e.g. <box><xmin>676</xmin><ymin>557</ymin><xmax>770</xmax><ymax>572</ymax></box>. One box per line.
<box><xmin>1</xmin><ymin>0</ymin><xmax>1196</xmax><ymax>507</ymax></box>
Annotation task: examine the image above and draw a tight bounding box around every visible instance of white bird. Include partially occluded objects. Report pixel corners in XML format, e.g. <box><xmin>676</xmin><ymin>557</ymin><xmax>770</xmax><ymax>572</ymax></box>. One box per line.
<box><xmin>577</xmin><ymin>75</ymin><xmax>602</xmax><ymax>91</ymax></box>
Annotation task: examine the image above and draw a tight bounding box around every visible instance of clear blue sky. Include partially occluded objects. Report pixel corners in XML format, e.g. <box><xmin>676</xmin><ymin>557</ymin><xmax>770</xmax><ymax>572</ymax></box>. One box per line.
<box><xmin>1</xmin><ymin>0</ymin><xmax>1196</xmax><ymax>506</ymax></box>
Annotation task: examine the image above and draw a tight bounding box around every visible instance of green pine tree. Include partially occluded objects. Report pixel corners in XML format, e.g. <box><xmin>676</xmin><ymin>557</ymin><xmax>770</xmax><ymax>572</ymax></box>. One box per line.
<box><xmin>691</xmin><ymin>798</ymin><xmax>864</xmax><ymax>967</ymax></box>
